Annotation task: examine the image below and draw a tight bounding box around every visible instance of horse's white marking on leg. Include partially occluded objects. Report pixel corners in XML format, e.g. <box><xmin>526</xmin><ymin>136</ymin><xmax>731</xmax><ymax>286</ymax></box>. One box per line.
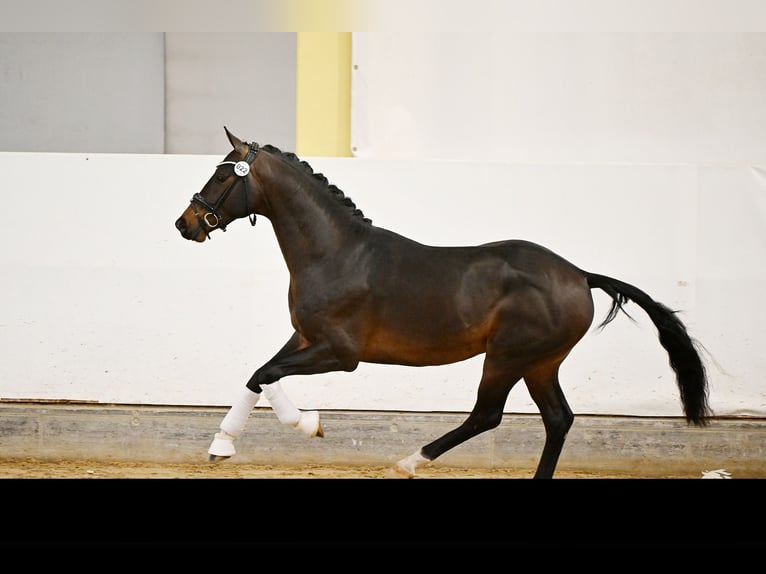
<box><xmin>388</xmin><ymin>450</ymin><xmax>429</xmax><ymax>478</ymax></box>
<box><xmin>263</xmin><ymin>382</ymin><xmax>322</xmax><ymax>437</ymax></box>
<box><xmin>208</xmin><ymin>388</ymin><xmax>261</xmax><ymax>458</ymax></box>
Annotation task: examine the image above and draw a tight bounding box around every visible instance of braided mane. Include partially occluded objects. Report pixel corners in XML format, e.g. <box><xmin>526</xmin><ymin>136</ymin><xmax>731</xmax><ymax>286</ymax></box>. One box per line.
<box><xmin>262</xmin><ymin>144</ymin><xmax>372</xmax><ymax>225</ymax></box>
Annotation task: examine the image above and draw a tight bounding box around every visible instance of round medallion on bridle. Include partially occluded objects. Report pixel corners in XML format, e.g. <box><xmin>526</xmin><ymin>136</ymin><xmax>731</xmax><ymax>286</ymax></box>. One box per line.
<box><xmin>234</xmin><ymin>161</ymin><xmax>250</xmax><ymax>177</ymax></box>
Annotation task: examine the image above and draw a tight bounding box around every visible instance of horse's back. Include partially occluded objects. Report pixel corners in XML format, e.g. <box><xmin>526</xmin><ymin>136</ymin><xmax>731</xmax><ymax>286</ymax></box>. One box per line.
<box><xmin>371</xmin><ymin>233</ymin><xmax>588</xmax><ymax>297</ymax></box>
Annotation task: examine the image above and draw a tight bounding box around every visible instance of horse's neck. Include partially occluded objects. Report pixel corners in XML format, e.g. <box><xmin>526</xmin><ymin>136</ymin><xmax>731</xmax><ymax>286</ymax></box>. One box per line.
<box><xmin>261</xmin><ymin>165</ymin><xmax>353</xmax><ymax>272</ymax></box>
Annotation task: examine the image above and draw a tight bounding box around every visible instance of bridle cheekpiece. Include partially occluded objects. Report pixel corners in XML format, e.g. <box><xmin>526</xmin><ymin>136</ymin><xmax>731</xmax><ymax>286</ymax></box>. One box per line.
<box><xmin>190</xmin><ymin>141</ymin><xmax>259</xmax><ymax>236</ymax></box>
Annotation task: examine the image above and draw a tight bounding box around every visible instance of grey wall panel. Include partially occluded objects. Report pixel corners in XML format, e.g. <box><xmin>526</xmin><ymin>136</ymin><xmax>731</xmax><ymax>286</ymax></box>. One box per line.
<box><xmin>0</xmin><ymin>33</ymin><xmax>164</xmax><ymax>153</ymax></box>
<box><xmin>164</xmin><ymin>33</ymin><xmax>296</xmax><ymax>154</ymax></box>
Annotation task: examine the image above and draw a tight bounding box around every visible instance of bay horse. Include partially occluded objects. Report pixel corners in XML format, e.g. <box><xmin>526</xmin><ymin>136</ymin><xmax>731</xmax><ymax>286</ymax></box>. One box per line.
<box><xmin>174</xmin><ymin>128</ymin><xmax>711</xmax><ymax>478</ymax></box>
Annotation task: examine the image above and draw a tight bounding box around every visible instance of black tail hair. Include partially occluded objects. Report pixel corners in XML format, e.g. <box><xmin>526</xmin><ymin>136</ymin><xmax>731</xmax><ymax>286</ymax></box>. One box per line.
<box><xmin>585</xmin><ymin>272</ymin><xmax>711</xmax><ymax>426</ymax></box>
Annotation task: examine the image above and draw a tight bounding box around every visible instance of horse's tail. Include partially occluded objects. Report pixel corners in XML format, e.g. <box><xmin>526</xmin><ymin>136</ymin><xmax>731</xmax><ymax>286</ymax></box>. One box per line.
<box><xmin>585</xmin><ymin>272</ymin><xmax>711</xmax><ymax>427</ymax></box>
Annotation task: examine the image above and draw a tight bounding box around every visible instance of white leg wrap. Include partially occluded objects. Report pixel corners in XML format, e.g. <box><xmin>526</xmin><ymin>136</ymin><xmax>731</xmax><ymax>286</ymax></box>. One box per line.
<box><xmin>263</xmin><ymin>382</ymin><xmax>322</xmax><ymax>438</ymax></box>
<box><xmin>219</xmin><ymin>388</ymin><xmax>261</xmax><ymax>438</ymax></box>
<box><xmin>209</xmin><ymin>388</ymin><xmax>262</xmax><ymax>459</ymax></box>
<box><xmin>262</xmin><ymin>382</ymin><xmax>301</xmax><ymax>425</ymax></box>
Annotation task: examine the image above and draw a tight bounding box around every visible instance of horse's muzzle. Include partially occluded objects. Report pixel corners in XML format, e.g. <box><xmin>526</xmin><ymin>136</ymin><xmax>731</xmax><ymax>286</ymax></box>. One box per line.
<box><xmin>175</xmin><ymin>215</ymin><xmax>189</xmax><ymax>236</ymax></box>
<box><xmin>175</xmin><ymin>215</ymin><xmax>206</xmax><ymax>242</ymax></box>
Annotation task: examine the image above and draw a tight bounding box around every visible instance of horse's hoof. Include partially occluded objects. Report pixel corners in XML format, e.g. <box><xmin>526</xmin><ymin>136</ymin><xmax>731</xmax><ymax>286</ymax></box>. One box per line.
<box><xmin>209</xmin><ymin>454</ymin><xmax>230</xmax><ymax>463</ymax></box>
<box><xmin>386</xmin><ymin>464</ymin><xmax>415</xmax><ymax>479</ymax></box>
<box><xmin>295</xmin><ymin>410</ymin><xmax>323</xmax><ymax>438</ymax></box>
<box><xmin>208</xmin><ymin>432</ymin><xmax>236</xmax><ymax>458</ymax></box>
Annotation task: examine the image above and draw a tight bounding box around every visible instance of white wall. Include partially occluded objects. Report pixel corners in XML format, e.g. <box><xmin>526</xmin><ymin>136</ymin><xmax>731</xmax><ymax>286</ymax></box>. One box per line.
<box><xmin>0</xmin><ymin>151</ymin><xmax>763</xmax><ymax>418</ymax></box>
<box><xmin>351</xmin><ymin>33</ymin><xmax>766</xmax><ymax>164</ymax></box>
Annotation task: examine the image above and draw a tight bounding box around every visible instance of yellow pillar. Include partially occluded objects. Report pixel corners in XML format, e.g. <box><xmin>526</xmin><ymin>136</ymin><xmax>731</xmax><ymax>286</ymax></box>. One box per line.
<box><xmin>296</xmin><ymin>32</ymin><xmax>352</xmax><ymax>157</ymax></box>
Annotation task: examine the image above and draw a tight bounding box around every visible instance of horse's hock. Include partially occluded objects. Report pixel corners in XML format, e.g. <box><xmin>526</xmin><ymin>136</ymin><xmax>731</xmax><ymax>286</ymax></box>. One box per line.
<box><xmin>1</xmin><ymin>402</ymin><xmax>763</xmax><ymax>477</ymax></box>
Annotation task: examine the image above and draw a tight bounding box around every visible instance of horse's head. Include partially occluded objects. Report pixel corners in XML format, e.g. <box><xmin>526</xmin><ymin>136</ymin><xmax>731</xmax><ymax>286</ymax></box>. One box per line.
<box><xmin>175</xmin><ymin>127</ymin><xmax>261</xmax><ymax>242</ymax></box>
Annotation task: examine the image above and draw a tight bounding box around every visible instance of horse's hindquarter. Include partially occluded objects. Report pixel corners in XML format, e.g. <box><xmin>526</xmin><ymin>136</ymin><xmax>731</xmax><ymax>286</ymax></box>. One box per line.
<box><xmin>359</xmin><ymin>238</ymin><xmax>594</xmax><ymax>366</ymax></box>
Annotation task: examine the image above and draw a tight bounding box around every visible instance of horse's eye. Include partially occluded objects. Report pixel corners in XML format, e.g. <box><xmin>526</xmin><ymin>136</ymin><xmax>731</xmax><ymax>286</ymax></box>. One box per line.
<box><xmin>216</xmin><ymin>174</ymin><xmax>227</xmax><ymax>182</ymax></box>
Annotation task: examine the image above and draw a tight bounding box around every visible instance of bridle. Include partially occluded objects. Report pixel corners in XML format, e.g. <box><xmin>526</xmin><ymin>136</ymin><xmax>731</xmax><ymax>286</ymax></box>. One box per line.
<box><xmin>189</xmin><ymin>141</ymin><xmax>259</xmax><ymax>237</ymax></box>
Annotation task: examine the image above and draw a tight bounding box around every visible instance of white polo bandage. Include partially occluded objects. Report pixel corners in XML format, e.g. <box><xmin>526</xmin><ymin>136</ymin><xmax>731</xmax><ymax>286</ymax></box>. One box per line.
<box><xmin>262</xmin><ymin>382</ymin><xmax>301</xmax><ymax>426</ymax></box>
<box><xmin>219</xmin><ymin>387</ymin><xmax>261</xmax><ymax>438</ymax></box>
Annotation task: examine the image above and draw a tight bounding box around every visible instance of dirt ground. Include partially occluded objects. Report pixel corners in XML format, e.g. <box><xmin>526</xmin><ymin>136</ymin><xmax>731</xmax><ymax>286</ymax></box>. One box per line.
<box><xmin>0</xmin><ymin>457</ymin><xmax>700</xmax><ymax>478</ymax></box>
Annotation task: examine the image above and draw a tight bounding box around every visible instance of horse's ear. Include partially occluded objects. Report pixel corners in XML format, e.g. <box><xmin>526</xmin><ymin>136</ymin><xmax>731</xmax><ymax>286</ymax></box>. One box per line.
<box><xmin>224</xmin><ymin>126</ymin><xmax>245</xmax><ymax>150</ymax></box>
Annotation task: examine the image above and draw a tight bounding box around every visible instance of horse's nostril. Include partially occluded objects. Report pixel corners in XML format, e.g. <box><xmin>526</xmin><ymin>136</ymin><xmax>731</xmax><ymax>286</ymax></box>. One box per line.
<box><xmin>175</xmin><ymin>217</ymin><xmax>186</xmax><ymax>231</ymax></box>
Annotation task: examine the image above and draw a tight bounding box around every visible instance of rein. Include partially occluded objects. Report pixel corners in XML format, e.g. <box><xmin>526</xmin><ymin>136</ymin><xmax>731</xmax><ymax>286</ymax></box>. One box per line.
<box><xmin>190</xmin><ymin>141</ymin><xmax>259</xmax><ymax>237</ymax></box>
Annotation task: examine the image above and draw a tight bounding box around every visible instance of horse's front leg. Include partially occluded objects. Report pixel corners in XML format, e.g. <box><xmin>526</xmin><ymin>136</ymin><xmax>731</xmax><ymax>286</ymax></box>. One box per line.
<box><xmin>208</xmin><ymin>333</ymin><xmax>356</xmax><ymax>461</ymax></box>
<box><xmin>207</xmin><ymin>380</ymin><xmax>322</xmax><ymax>461</ymax></box>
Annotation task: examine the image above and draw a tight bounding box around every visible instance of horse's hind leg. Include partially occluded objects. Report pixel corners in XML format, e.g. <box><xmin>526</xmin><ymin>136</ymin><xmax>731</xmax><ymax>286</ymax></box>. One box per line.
<box><xmin>523</xmin><ymin>360</ymin><xmax>573</xmax><ymax>479</ymax></box>
<box><xmin>389</xmin><ymin>362</ymin><xmax>522</xmax><ymax>478</ymax></box>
